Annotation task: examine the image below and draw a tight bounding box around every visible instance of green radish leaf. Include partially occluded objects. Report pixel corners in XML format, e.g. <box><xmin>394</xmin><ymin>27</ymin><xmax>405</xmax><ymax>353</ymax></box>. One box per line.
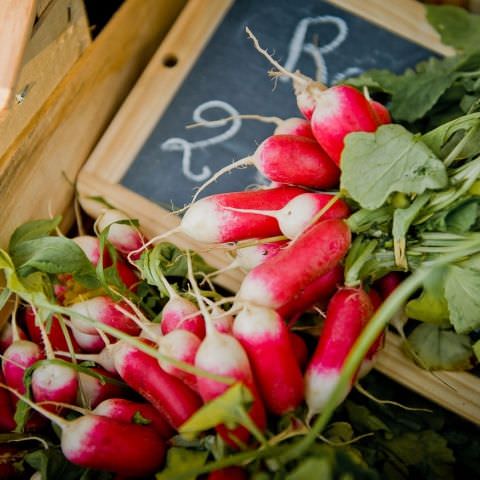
<box><xmin>179</xmin><ymin>383</ymin><xmax>253</xmax><ymax>437</ymax></box>
<box><xmin>8</xmin><ymin>217</ymin><xmax>62</xmax><ymax>253</ymax></box>
<box><xmin>445</xmin><ymin>201</ymin><xmax>478</xmax><ymax>232</ymax></box>
<box><xmin>406</xmin><ymin>324</ymin><xmax>473</xmax><ymax>370</ymax></box>
<box><xmin>156</xmin><ymin>448</ymin><xmax>208</xmax><ymax>480</ymax></box>
<box><xmin>345</xmin><ymin>402</ymin><xmax>390</xmax><ymax>434</ymax></box>
<box><xmin>0</xmin><ymin>287</ymin><xmax>11</xmax><ymax>311</ymax></box>
<box><xmin>340</xmin><ymin>125</ymin><xmax>448</xmax><ymax>210</ymax></box>
<box><xmin>426</xmin><ymin>5</ymin><xmax>480</xmax><ymax>53</ymax></box>
<box><xmin>444</xmin><ymin>265</ymin><xmax>480</xmax><ymax>333</ymax></box>
<box><xmin>323</xmin><ymin>422</ymin><xmax>354</xmax><ymax>443</ymax></box>
<box><xmin>286</xmin><ymin>457</ymin><xmax>333</xmax><ymax>480</ymax></box>
<box><xmin>10</xmin><ymin>237</ymin><xmax>98</xmax><ymax>287</ymax></box>
<box><xmin>421</xmin><ymin>112</ymin><xmax>480</xmax><ymax>159</ymax></box>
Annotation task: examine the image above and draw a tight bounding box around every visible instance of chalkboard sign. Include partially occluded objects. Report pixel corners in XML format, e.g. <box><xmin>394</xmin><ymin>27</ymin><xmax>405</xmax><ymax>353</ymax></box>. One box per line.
<box><xmin>120</xmin><ymin>0</ymin><xmax>436</xmax><ymax>210</ymax></box>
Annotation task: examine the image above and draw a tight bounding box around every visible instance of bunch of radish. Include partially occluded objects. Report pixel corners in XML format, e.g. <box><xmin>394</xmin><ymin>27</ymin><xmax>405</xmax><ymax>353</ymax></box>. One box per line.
<box><xmin>0</xmin><ymin>34</ymin><xmax>402</xmax><ymax>479</ymax></box>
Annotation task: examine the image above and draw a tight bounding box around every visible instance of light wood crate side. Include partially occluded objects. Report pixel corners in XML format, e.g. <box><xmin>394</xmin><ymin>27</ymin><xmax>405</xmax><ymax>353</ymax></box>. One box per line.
<box><xmin>0</xmin><ymin>0</ymin><xmax>91</xmax><ymax>159</ymax></box>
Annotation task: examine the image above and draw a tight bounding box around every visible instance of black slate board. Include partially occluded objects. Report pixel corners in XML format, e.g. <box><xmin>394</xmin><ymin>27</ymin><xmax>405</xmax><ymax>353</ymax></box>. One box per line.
<box><xmin>121</xmin><ymin>0</ymin><xmax>435</xmax><ymax>210</ymax></box>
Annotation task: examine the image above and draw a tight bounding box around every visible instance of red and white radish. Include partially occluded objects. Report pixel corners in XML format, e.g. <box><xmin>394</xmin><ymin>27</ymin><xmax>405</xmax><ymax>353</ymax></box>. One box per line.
<box><xmin>305</xmin><ymin>287</ymin><xmax>374</xmax><ymax>418</ymax></box>
<box><xmin>56</xmin><ymin>346</ymin><xmax>116</xmax><ymax>374</ymax></box>
<box><xmin>181</xmin><ymin>186</ymin><xmax>306</xmax><ymax>244</ymax></box>
<box><xmin>78</xmin><ymin>367</ymin><xmax>125</xmax><ymax>408</ymax></box>
<box><xmin>2</xmin><ymin>385</ymin><xmax>166</xmax><ymax>477</ymax></box>
<box><xmin>93</xmin><ymin>398</ymin><xmax>174</xmax><ymax>439</ymax></box>
<box><xmin>310</xmin><ymin>85</ymin><xmax>378</xmax><ymax>166</ymax></box>
<box><xmin>233</xmin><ymin>305</ymin><xmax>304</xmax><ymax>414</ymax></box>
<box><xmin>235</xmin><ymin>240</ymin><xmax>287</xmax><ymax>270</ymax></box>
<box><xmin>237</xmin><ymin>219</ymin><xmax>351</xmax><ymax>309</ymax></box>
<box><xmin>369</xmin><ymin>100</ymin><xmax>391</xmax><ymax>125</ymax></box>
<box><xmin>112</xmin><ymin>340</ymin><xmax>202</xmax><ymax>429</ymax></box>
<box><xmin>225</xmin><ymin>193</ymin><xmax>350</xmax><ymax>239</ymax></box>
<box><xmin>71</xmin><ymin>328</ymin><xmax>106</xmax><ymax>353</ymax></box>
<box><xmin>2</xmin><ymin>340</ymin><xmax>42</xmax><ymax>393</ymax></box>
<box><xmin>69</xmin><ymin>296</ymin><xmax>141</xmax><ymax>337</ymax></box>
<box><xmin>289</xmin><ymin>332</ymin><xmax>309</xmax><ymax>371</ymax></box>
<box><xmin>0</xmin><ymin>322</ymin><xmax>27</xmax><ymax>353</ymax></box>
<box><xmin>157</xmin><ymin>329</ymin><xmax>201</xmax><ymax>391</ymax></box>
<box><xmin>277</xmin><ymin>264</ymin><xmax>344</xmax><ymax>322</ymax></box>
<box><xmin>96</xmin><ymin>209</ymin><xmax>144</xmax><ymax>258</ymax></box>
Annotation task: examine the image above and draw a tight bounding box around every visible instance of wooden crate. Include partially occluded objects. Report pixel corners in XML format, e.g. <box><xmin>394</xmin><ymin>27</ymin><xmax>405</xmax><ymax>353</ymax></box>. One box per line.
<box><xmin>0</xmin><ymin>0</ymin><xmax>91</xmax><ymax>159</ymax></box>
<box><xmin>77</xmin><ymin>0</ymin><xmax>480</xmax><ymax>424</ymax></box>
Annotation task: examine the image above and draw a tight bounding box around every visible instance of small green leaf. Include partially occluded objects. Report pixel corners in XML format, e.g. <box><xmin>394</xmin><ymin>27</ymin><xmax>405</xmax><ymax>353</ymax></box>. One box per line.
<box><xmin>340</xmin><ymin>125</ymin><xmax>448</xmax><ymax>210</ymax></box>
<box><xmin>426</xmin><ymin>5</ymin><xmax>480</xmax><ymax>53</ymax></box>
<box><xmin>0</xmin><ymin>287</ymin><xmax>11</xmax><ymax>311</ymax></box>
<box><xmin>132</xmin><ymin>411</ymin><xmax>151</xmax><ymax>426</ymax></box>
<box><xmin>345</xmin><ymin>402</ymin><xmax>390</xmax><ymax>434</ymax></box>
<box><xmin>406</xmin><ymin>324</ymin><xmax>473</xmax><ymax>370</ymax></box>
<box><xmin>156</xmin><ymin>448</ymin><xmax>208</xmax><ymax>480</ymax></box>
<box><xmin>8</xmin><ymin>217</ymin><xmax>61</xmax><ymax>253</ymax></box>
<box><xmin>179</xmin><ymin>383</ymin><xmax>252</xmax><ymax>436</ymax></box>
<box><xmin>445</xmin><ymin>201</ymin><xmax>478</xmax><ymax>232</ymax></box>
<box><xmin>323</xmin><ymin>422</ymin><xmax>354</xmax><ymax>443</ymax></box>
<box><xmin>444</xmin><ymin>265</ymin><xmax>480</xmax><ymax>333</ymax></box>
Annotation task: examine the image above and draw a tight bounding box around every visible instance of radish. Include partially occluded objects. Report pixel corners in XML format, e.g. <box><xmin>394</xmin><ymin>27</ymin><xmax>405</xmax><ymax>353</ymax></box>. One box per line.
<box><xmin>0</xmin><ymin>373</ymin><xmax>15</xmax><ymax>431</ymax></box>
<box><xmin>277</xmin><ymin>264</ymin><xmax>344</xmax><ymax>322</ymax></box>
<box><xmin>71</xmin><ymin>328</ymin><xmax>106</xmax><ymax>353</ymax></box>
<box><xmin>235</xmin><ymin>240</ymin><xmax>287</xmax><ymax>270</ymax></box>
<box><xmin>237</xmin><ymin>219</ymin><xmax>351</xmax><ymax>309</ymax></box>
<box><xmin>24</xmin><ymin>308</ymin><xmax>80</xmax><ymax>353</ymax></box>
<box><xmin>369</xmin><ymin>100</ymin><xmax>391</xmax><ymax>125</ymax></box>
<box><xmin>157</xmin><ymin>330</ymin><xmax>201</xmax><ymax>390</ymax></box>
<box><xmin>0</xmin><ymin>322</ymin><xmax>27</xmax><ymax>353</ymax></box>
<box><xmin>186</xmin><ymin>251</ymin><xmax>266</xmax><ymax>447</ymax></box>
<box><xmin>376</xmin><ymin>272</ymin><xmax>403</xmax><ymax>299</ymax></box>
<box><xmin>96</xmin><ymin>209</ymin><xmax>145</xmax><ymax>258</ymax></box>
<box><xmin>72</xmin><ymin>235</ymin><xmax>106</xmax><ymax>266</ymax></box>
<box><xmin>2</xmin><ymin>384</ymin><xmax>167</xmax><ymax>477</ymax></box>
<box><xmin>208</xmin><ymin>467</ymin><xmax>248</xmax><ymax>480</ymax></box>
<box><xmin>158</xmin><ymin>274</ymin><xmax>205</xmax><ymax>339</ymax></box>
<box><xmin>181</xmin><ymin>186</ymin><xmax>306</xmax><ymax>243</ymax></box>
<box><xmin>78</xmin><ymin>367</ymin><xmax>125</xmax><ymax>408</ymax></box>
<box><xmin>112</xmin><ymin>340</ymin><xmax>202</xmax><ymax>429</ymax></box>
<box><xmin>225</xmin><ymin>193</ymin><xmax>350</xmax><ymax>239</ymax></box>
<box><xmin>192</xmin><ymin>135</ymin><xmax>339</xmax><ymax>202</ymax></box>
<box><xmin>69</xmin><ymin>296</ymin><xmax>141</xmax><ymax>337</ymax></box>
<box><xmin>56</xmin><ymin>346</ymin><xmax>116</xmax><ymax>374</ymax></box>
<box><xmin>2</xmin><ymin>340</ymin><xmax>42</xmax><ymax>393</ymax></box>
<box><xmin>289</xmin><ymin>332</ymin><xmax>309</xmax><ymax>371</ymax></box>
<box><xmin>93</xmin><ymin>398</ymin><xmax>174</xmax><ymax>439</ymax></box>
<box><xmin>233</xmin><ymin>305</ymin><xmax>304</xmax><ymax>414</ymax></box>
<box><xmin>310</xmin><ymin>85</ymin><xmax>379</xmax><ymax>166</ymax></box>
<box><xmin>305</xmin><ymin>287</ymin><xmax>374</xmax><ymax>418</ymax></box>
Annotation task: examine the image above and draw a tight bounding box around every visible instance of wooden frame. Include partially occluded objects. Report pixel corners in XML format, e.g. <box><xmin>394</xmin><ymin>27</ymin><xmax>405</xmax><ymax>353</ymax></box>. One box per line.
<box><xmin>78</xmin><ymin>0</ymin><xmax>480</xmax><ymax>424</ymax></box>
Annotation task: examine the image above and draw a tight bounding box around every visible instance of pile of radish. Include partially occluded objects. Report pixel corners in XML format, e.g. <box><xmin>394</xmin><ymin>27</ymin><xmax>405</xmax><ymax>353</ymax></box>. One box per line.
<box><xmin>2</xmin><ymin>26</ymin><xmax>480</xmax><ymax>480</ymax></box>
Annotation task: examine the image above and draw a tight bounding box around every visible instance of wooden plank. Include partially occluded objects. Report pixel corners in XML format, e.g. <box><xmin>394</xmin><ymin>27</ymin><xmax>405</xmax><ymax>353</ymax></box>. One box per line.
<box><xmin>82</xmin><ymin>0</ymin><xmax>233</xmax><ymax>184</ymax></box>
<box><xmin>0</xmin><ymin>0</ymin><xmax>37</xmax><ymax>112</ymax></box>
<box><xmin>329</xmin><ymin>0</ymin><xmax>454</xmax><ymax>56</ymax></box>
<box><xmin>0</xmin><ymin>0</ymin><xmax>187</xmax><ymax>249</ymax></box>
<box><xmin>36</xmin><ymin>0</ymin><xmax>54</xmax><ymax>17</ymax></box>
<box><xmin>0</xmin><ymin>0</ymin><xmax>91</xmax><ymax>159</ymax></box>
<box><xmin>78</xmin><ymin>171</ymin><xmax>480</xmax><ymax>425</ymax></box>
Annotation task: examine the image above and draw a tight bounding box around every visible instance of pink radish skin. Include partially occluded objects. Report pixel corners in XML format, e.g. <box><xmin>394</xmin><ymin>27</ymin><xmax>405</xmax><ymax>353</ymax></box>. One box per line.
<box><xmin>311</xmin><ymin>85</ymin><xmax>378</xmax><ymax>165</ymax></box>
<box><xmin>24</xmin><ymin>308</ymin><xmax>81</xmax><ymax>353</ymax></box>
<box><xmin>93</xmin><ymin>398</ymin><xmax>174</xmax><ymax>439</ymax></box>
<box><xmin>97</xmin><ymin>209</ymin><xmax>144</xmax><ymax>258</ymax></box>
<box><xmin>69</xmin><ymin>296</ymin><xmax>141</xmax><ymax>337</ymax></box>
<box><xmin>253</xmin><ymin>135</ymin><xmax>339</xmax><ymax>188</ymax></box>
<box><xmin>369</xmin><ymin>100</ymin><xmax>391</xmax><ymax>125</ymax></box>
<box><xmin>233</xmin><ymin>306</ymin><xmax>304</xmax><ymax>415</ymax></box>
<box><xmin>208</xmin><ymin>467</ymin><xmax>248</xmax><ymax>480</ymax></box>
<box><xmin>305</xmin><ymin>288</ymin><xmax>374</xmax><ymax>417</ymax></box>
<box><xmin>0</xmin><ymin>323</ymin><xmax>27</xmax><ymax>353</ymax></box>
<box><xmin>61</xmin><ymin>414</ymin><xmax>166</xmax><ymax>476</ymax></box>
<box><xmin>71</xmin><ymin>328</ymin><xmax>106</xmax><ymax>353</ymax></box>
<box><xmin>2</xmin><ymin>340</ymin><xmax>43</xmax><ymax>393</ymax></box>
<box><xmin>238</xmin><ymin>219</ymin><xmax>351</xmax><ymax>309</ymax></box>
<box><xmin>195</xmin><ymin>330</ymin><xmax>266</xmax><ymax>448</ymax></box>
<box><xmin>227</xmin><ymin>193</ymin><xmax>350</xmax><ymax>239</ymax></box>
<box><xmin>377</xmin><ymin>272</ymin><xmax>403</xmax><ymax>299</ymax></box>
<box><xmin>32</xmin><ymin>363</ymin><xmax>78</xmax><ymax>412</ymax></box>
<box><xmin>56</xmin><ymin>346</ymin><xmax>116</xmax><ymax>373</ymax></box>
<box><xmin>273</xmin><ymin>117</ymin><xmax>315</xmax><ymax>139</ymax></box>
<box><xmin>113</xmin><ymin>341</ymin><xmax>202</xmax><ymax>429</ymax></box>
<box><xmin>0</xmin><ymin>374</ymin><xmax>16</xmax><ymax>431</ymax></box>
<box><xmin>73</xmin><ymin>236</ymin><xmax>105</xmax><ymax>266</ymax></box>
<box><xmin>161</xmin><ymin>296</ymin><xmax>205</xmax><ymax>339</ymax></box>
<box><xmin>235</xmin><ymin>240</ymin><xmax>287</xmax><ymax>270</ymax></box>
<box><xmin>277</xmin><ymin>264</ymin><xmax>344</xmax><ymax>322</ymax></box>
<box><xmin>181</xmin><ymin>186</ymin><xmax>306</xmax><ymax>243</ymax></box>
<box><xmin>157</xmin><ymin>330</ymin><xmax>201</xmax><ymax>390</ymax></box>
<box><xmin>78</xmin><ymin>368</ymin><xmax>125</xmax><ymax>408</ymax></box>
<box><xmin>289</xmin><ymin>332</ymin><xmax>309</xmax><ymax>371</ymax></box>
<box><xmin>209</xmin><ymin>305</ymin><xmax>234</xmax><ymax>334</ymax></box>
